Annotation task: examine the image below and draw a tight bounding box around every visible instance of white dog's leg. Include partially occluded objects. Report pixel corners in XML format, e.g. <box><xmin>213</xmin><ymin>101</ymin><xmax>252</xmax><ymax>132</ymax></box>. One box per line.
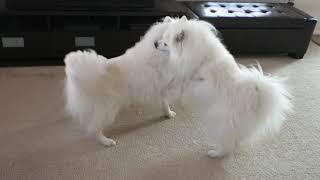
<box><xmin>207</xmin><ymin>113</ymin><xmax>236</xmax><ymax>158</ymax></box>
<box><xmin>207</xmin><ymin>133</ymin><xmax>236</xmax><ymax>158</ymax></box>
<box><xmin>97</xmin><ymin>131</ymin><xmax>116</xmax><ymax>146</ymax></box>
<box><xmin>207</xmin><ymin>139</ymin><xmax>236</xmax><ymax>158</ymax></box>
<box><xmin>207</xmin><ymin>143</ymin><xmax>233</xmax><ymax>158</ymax></box>
<box><xmin>162</xmin><ymin>100</ymin><xmax>176</xmax><ymax>119</ymax></box>
<box><xmin>91</xmin><ymin>102</ymin><xmax>119</xmax><ymax>147</ymax></box>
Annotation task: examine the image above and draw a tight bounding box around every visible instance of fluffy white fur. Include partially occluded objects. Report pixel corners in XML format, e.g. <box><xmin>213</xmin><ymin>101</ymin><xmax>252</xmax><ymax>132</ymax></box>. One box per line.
<box><xmin>64</xmin><ymin>16</ymin><xmax>182</xmax><ymax>146</ymax></box>
<box><xmin>156</xmin><ymin>18</ymin><xmax>292</xmax><ymax>158</ymax></box>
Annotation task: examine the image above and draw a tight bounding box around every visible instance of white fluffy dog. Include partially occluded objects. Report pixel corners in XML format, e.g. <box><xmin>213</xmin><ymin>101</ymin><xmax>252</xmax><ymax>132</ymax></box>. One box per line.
<box><xmin>64</xmin><ymin>16</ymin><xmax>184</xmax><ymax>146</ymax></box>
<box><xmin>155</xmin><ymin>18</ymin><xmax>292</xmax><ymax>158</ymax></box>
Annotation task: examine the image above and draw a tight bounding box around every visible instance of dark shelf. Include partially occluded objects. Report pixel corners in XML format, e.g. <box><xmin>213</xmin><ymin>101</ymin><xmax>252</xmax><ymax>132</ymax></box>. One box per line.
<box><xmin>0</xmin><ymin>0</ymin><xmax>317</xmax><ymax>66</ymax></box>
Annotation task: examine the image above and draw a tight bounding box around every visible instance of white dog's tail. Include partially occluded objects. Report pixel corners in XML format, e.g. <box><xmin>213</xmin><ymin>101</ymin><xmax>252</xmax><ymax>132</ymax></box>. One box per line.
<box><xmin>64</xmin><ymin>50</ymin><xmax>109</xmax><ymax>133</ymax></box>
<box><xmin>64</xmin><ymin>50</ymin><xmax>107</xmax><ymax>92</ymax></box>
<box><xmin>236</xmin><ymin>64</ymin><xmax>293</xmax><ymax>142</ymax></box>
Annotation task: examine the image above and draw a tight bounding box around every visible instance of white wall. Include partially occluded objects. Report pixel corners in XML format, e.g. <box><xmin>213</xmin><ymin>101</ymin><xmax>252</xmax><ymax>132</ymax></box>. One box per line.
<box><xmin>295</xmin><ymin>0</ymin><xmax>320</xmax><ymax>34</ymax></box>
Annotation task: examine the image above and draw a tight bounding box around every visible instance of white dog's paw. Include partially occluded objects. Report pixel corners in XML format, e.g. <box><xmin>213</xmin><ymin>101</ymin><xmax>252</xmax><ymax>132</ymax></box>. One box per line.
<box><xmin>207</xmin><ymin>148</ymin><xmax>224</xmax><ymax>158</ymax></box>
<box><xmin>98</xmin><ymin>132</ymin><xmax>116</xmax><ymax>147</ymax></box>
<box><xmin>100</xmin><ymin>137</ymin><xmax>117</xmax><ymax>147</ymax></box>
<box><xmin>165</xmin><ymin>110</ymin><xmax>176</xmax><ymax>119</ymax></box>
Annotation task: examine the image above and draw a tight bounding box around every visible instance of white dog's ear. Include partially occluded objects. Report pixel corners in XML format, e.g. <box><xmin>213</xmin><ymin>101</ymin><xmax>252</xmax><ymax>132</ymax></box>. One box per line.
<box><xmin>180</xmin><ymin>15</ymin><xmax>188</xmax><ymax>22</ymax></box>
<box><xmin>175</xmin><ymin>30</ymin><xmax>185</xmax><ymax>42</ymax></box>
<box><xmin>163</xmin><ymin>16</ymin><xmax>172</xmax><ymax>23</ymax></box>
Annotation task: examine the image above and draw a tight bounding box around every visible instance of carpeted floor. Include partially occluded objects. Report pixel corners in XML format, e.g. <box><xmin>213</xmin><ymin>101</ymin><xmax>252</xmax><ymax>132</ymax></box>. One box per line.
<box><xmin>312</xmin><ymin>35</ymin><xmax>320</xmax><ymax>46</ymax></box>
<box><xmin>1</xmin><ymin>42</ymin><xmax>320</xmax><ymax>180</ymax></box>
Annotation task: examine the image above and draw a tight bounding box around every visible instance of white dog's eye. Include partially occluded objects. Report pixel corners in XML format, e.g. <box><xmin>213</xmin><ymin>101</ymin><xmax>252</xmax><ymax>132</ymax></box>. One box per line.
<box><xmin>193</xmin><ymin>77</ymin><xmax>205</xmax><ymax>81</ymax></box>
<box><xmin>175</xmin><ymin>31</ymin><xmax>185</xmax><ymax>43</ymax></box>
<box><xmin>154</xmin><ymin>40</ymin><xmax>169</xmax><ymax>51</ymax></box>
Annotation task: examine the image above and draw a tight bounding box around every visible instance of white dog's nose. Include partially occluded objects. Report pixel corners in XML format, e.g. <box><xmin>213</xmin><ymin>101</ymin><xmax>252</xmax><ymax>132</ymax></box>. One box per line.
<box><xmin>154</xmin><ymin>41</ymin><xmax>159</xmax><ymax>48</ymax></box>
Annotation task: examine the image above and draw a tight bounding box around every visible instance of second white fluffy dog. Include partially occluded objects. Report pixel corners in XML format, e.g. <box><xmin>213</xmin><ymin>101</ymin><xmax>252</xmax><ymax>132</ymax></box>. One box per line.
<box><xmin>155</xmin><ymin>18</ymin><xmax>292</xmax><ymax>158</ymax></box>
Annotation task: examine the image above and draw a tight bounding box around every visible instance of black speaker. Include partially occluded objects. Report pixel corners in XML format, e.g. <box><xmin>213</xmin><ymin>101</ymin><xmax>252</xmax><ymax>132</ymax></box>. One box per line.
<box><xmin>6</xmin><ymin>0</ymin><xmax>154</xmax><ymax>11</ymax></box>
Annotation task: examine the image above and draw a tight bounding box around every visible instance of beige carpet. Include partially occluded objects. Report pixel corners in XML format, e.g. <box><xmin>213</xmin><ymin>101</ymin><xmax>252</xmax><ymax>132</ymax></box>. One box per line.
<box><xmin>312</xmin><ymin>35</ymin><xmax>320</xmax><ymax>46</ymax></box>
<box><xmin>1</xmin><ymin>42</ymin><xmax>320</xmax><ymax>180</ymax></box>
